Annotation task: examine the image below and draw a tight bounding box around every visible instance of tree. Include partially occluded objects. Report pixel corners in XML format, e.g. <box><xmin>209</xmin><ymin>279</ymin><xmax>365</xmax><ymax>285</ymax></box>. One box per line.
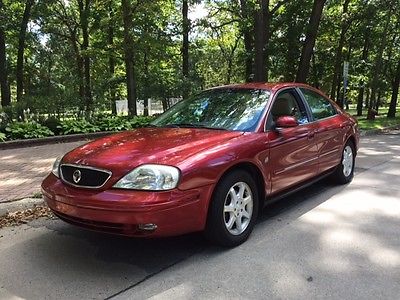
<box><xmin>387</xmin><ymin>59</ymin><xmax>400</xmax><ymax>118</ymax></box>
<box><xmin>0</xmin><ymin>0</ymin><xmax>11</xmax><ymax>107</ymax></box>
<box><xmin>296</xmin><ymin>0</ymin><xmax>326</xmax><ymax>83</ymax></box>
<box><xmin>329</xmin><ymin>0</ymin><xmax>351</xmax><ymax>105</ymax></box>
<box><xmin>77</xmin><ymin>0</ymin><xmax>92</xmax><ymax>111</ymax></box>
<box><xmin>367</xmin><ymin>3</ymin><xmax>393</xmax><ymax>119</ymax></box>
<box><xmin>16</xmin><ymin>0</ymin><xmax>35</xmax><ymax>104</ymax></box>
<box><xmin>182</xmin><ymin>0</ymin><xmax>189</xmax><ymax>98</ymax></box>
<box><xmin>107</xmin><ymin>0</ymin><xmax>116</xmax><ymax>113</ymax></box>
<box><xmin>121</xmin><ymin>0</ymin><xmax>137</xmax><ymax>115</ymax></box>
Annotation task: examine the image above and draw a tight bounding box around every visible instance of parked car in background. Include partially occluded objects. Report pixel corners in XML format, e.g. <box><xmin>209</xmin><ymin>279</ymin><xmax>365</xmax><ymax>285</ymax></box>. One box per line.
<box><xmin>42</xmin><ymin>83</ymin><xmax>359</xmax><ymax>247</ymax></box>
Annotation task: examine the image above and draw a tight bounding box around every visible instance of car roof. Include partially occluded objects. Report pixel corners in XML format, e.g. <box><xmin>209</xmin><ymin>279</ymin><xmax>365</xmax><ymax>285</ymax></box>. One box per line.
<box><xmin>215</xmin><ymin>82</ymin><xmax>313</xmax><ymax>91</ymax></box>
<box><xmin>210</xmin><ymin>82</ymin><xmax>331</xmax><ymax>100</ymax></box>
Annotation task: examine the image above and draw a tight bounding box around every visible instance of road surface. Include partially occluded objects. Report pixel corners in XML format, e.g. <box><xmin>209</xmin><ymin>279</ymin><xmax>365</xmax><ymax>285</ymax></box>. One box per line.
<box><xmin>0</xmin><ymin>131</ymin><xmax>399</xmax><ymax>299</ymax></box>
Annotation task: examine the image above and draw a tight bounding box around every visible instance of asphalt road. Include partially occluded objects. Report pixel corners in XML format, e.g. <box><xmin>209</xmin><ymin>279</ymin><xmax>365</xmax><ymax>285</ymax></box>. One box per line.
<box><xmin>0</xmin><ymin>131</ymin><xmax>399</xmax><ymax>300</ymax></box>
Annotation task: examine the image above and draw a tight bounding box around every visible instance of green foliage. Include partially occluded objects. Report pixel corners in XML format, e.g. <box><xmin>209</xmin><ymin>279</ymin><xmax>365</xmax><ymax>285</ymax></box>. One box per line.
<box><xmin>127</xmin><ymin>115</ymin><xmax>155</xmax><ymax>128</ymax></box>
<box><xmin>58</xmin><ymin>119</ymin><xmax>101</xmax><ymax>135</ymax></box>
<box><xmin>94</xmin><ymin>115</ymin><xmax>134</xmax><ymax>131</ymax></box>
<box><xmin>57</xmin><ymin>115</ymin><xmax>155</xmax><ymax>135</ymax></box>
<box><xmin>0</xmin><ymin>132</ymin><xmax>6</xmax><ymax>142</ymax></box>
<box><xmin>41</xmin><ymin>116</ymin><xmax>62</xmax><ymax>135</ymax></box>
<box><xmin>5</xmin><ymin>122</ymin><xmax>54</xmax><ymax>140</ymax></box>
<box><xmin>1</xmin><ymin>0</ymin><xmax>399</xmax><ymax>122</ymax></box>
<box><xmin>94</xmin><ymin>114</ymin><xmax>155</xmax><ymax>131</ymax></box>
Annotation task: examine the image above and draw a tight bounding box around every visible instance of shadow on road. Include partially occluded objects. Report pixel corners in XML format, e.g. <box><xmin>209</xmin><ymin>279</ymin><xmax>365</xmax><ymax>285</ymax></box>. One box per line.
<box><xmin>1</xmin><ymin>131</ymin><xmax>399</xmax><ymax>299</ymax></box>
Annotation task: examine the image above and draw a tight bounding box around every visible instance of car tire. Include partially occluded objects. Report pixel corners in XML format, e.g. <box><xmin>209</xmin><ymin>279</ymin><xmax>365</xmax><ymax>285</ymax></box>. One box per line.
<box><xmin>332</xmin><ymin>140</ymin><xmax>355</xmax><ymax>184</ymax></box>
<box><xmin>204</xmin><ymin>170</ymin><xmax>259</xmax><ymax>247</ymax></box>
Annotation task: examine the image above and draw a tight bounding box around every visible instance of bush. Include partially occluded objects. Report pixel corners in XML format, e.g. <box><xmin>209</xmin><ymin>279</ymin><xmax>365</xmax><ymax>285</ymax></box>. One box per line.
<box><xmin>5</xmin><ymin>122</ymin><xmax>55</xmax><ymax>139</ymax></box>
<box><xmin>0</xmin><ymin>113</ymin><xmax>156</xmax><ymax>142</ymax></box>
<box><xmin>94</xmin><ymin>115</ymin><xmax>133</xmax><ymax>131</ymax></box>
<box><xmin>41</xmin><ymin>116</ymin><xmax>62</xmax><ymax>135</ymax></box>
<box><xmin>93</xmin><ymin>115</ymin><xmax>155</xmax><ymax>131</ymax></box>
<box><xmin>128</xmin><ymin>115</ymin><xmax>155</xmax><ymax>128</ymax></box>
<box><xmin>58</xmin><ymin>119</ymin><xmax>101</xmax><ymax>135</ymax></box>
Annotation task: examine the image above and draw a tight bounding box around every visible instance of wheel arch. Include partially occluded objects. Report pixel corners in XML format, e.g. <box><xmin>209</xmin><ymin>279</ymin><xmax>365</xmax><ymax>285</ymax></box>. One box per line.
<box><xmin>209</xmin><ymin>161</ymin><xmax>266</xmax><ymax>215</ymax></box>
<box><xmin>345</xmin><ymin>134</ymin><xmax>357</xmax><ymax>155</ymax></box>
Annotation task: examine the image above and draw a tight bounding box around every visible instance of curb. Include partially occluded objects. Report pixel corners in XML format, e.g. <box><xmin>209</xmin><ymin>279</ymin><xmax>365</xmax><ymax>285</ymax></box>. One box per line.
<box><xmin>0</xmin><ymin>131</ymin><xmax>116</xmax><ymax>150</ymax></box>
<box><xmin>0</xmin><ymin>198</ymin><xmax>45</xmax><ymax>217</ymax></box>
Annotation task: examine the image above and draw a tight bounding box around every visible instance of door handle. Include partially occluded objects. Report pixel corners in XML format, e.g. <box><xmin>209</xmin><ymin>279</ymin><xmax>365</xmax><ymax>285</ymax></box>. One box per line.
<box><xmin>307</xmin><ymin>132</ymin><xmax>315</xmax><ymax>139</ymax></box>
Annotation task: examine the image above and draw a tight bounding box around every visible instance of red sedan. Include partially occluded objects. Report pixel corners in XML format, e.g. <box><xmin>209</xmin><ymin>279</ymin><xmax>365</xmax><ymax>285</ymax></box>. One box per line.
<box><xmin>42</xmin><ymin>83</ymin><xmax>359</xmax><ymax>247</ymax></box>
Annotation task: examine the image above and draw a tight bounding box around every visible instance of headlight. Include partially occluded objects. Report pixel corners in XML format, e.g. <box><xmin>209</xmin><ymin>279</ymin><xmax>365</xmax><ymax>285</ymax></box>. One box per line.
<box><xmin>113</xmin><ymin>164</ymin><xmax>180</xmax><ymax>190</ymax></box>
<box><xmin>52</xmin><ymin>157</ymin><xmax>62</xmax><ymax>178</ymax></box>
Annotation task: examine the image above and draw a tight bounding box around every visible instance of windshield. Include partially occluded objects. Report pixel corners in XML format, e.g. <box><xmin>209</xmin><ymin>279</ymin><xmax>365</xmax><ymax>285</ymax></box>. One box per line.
<box><xmin>152</xmin><ymin>88</ymin><xmax>271</xmax><ymax>131</ymax></box>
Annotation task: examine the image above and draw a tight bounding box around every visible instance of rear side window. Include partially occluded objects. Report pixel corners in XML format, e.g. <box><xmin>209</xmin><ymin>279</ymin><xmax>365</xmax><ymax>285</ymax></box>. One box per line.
<box><xmin>300</xmin><ymin>88</ymin><xmax>337</xmax><ymax>120</ymax></box>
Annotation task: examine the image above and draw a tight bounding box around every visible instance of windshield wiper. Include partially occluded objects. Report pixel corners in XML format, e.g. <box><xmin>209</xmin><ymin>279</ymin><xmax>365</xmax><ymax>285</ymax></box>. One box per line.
<box><xmin>164</xmin><ymin>123</ymin><xmax>227</xmax><ymax>130</ymax></box>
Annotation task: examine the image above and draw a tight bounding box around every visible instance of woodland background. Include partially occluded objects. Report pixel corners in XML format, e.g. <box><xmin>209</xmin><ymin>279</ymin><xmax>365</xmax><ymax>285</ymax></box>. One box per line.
<box><xmin>0</xmin><ymin>0</ymin><xmax>399</xmax><ymax>125</ymax></box>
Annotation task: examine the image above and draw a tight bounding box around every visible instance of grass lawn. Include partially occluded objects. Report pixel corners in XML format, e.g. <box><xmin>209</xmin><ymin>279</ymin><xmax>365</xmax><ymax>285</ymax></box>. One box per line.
<box><xmin>356</xmin><ymin>116</ymin><xmax>400</xmax><ymax>130</ymax></box>
<box><xmin>344</xmin><ymin>105</ymin><xmax>400</xmax><ymax>131</ymax></box>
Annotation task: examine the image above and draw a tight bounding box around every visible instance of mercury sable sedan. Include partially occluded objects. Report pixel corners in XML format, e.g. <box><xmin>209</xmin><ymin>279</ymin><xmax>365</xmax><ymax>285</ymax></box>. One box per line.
<box><xmin>42</xmin><ymin>83</ymin><xmax>359</xmax><ymax>246</ymax></box>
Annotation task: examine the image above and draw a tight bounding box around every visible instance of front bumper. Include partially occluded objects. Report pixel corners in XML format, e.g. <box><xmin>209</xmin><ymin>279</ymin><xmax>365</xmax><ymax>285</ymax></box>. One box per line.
<box><xmin>41</xmin><ymin>174</ymin><xmax>214</xmax><ymax>237</ymax></box>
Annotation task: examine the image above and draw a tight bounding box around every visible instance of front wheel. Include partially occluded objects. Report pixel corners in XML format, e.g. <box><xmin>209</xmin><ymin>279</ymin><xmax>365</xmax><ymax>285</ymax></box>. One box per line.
<box><xmin>332</xmin><ymin>140</ymin><xmax>355</xmax><ymax>184</ymax></box>
<box><xmin>204</xmin><ymin>170</ymin><xmax>259</xmax><ymax>247</ymax></box>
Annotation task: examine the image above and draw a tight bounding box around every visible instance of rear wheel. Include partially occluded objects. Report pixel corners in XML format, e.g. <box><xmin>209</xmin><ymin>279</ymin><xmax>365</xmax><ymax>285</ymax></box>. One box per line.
<box><xmin>332</xmin><ymin>140</ymin><xmax>355</xmax><ymax>184</ymax></box>
<box><xmin>204</xmin><ymin>170</ymin><xmax>259</xmax><ymax>247</ymax></box>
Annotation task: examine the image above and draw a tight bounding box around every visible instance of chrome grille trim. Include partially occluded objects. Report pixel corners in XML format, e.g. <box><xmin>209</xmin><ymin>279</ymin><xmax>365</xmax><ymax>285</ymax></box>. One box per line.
<box><xmin>60</xmin><ymin>163</ymin><xmax>112</xmax><ymax>189</ymax></box>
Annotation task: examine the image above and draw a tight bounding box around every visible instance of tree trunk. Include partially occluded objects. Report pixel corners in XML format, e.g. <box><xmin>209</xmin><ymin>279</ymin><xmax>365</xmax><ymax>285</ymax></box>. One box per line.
<box><xmin>108</xmin><ymin>0</ymin><xmax>116</xmax><ymax>114</ymax></box>
<box><xmin>356</xmin><ymin>30</ymin><xmax>370</xmax><ymax>116</ymax></box>
<box><xmin>121</xmin><ymin>0</ymin><xmax>137</xmax><ymax>115</ymax></box>
<box><xmin>143</xmin><ymin>51</ymin><xmax>149</xmax><ymax>116</ymax></box>
<box><xmin>78</xmin><ymin>0</ymin><xmax>92</xmax><ymax>113</ymax></box>
<box><xmin>161</xmin><ymin>98</ymin><xmax>169</xmax><ymax>112</ymax></box>
<box><xmin>0</xmin><ymin>22</ymin><xmax>11</xmax><ymax>108</ymax></box>
<box><xmin>387</xmin><ymin>59</ymin><xmax>400</xmax><ymax>118</ymax></box>
<box><xmin>239</xmin><ymin>0</ymin><xmax>253</xmax><ymax>82</ymax></box>
<box><xmin>226</xmin><ymin>40</ymin><xmax>238</xmax><ymax>84</ymax></box>
<box><xmin>70</xmin><ymin>33</ymin><xmax>85</xmax><ymax>111</ymax></box>
<box><xmin>285</xmin><ymin>7</ymin><xmax>298</xmax><ymax>82</ymax></box>
<box><xmin>16</xmin><ymin>0</ymin><xmax>35</xmax><ymax>104</ymax></box>
<box><xmin>253</xmin><ymin>0</ymin><xmax>269</xmax><ymax>82</ymax></box>
<box><xmin>356</xmin><ymin>81</ymin><xmax>364</xmax><ymax>116</ymax></box>
<box><xmin>329</xmin><ymin>0</ymin><xmax>350</xmax><ymax>103</ymax></box>
<box><xmin>295</xmin><ymin>0</ymin><xmax>326</xmax><ymax>83</ymax></box>
<box><xmin>182</xmin><ymin>0</ymin><xmax>190</xmax><ymax>99</ymax></box>
<box><xmin>368</xmin><ymin>7</ymin><xmax>393</xmax><ymax>119</ymax></box>
<box><xmin>365</xmin><ymin>87</ymin><xmax>370</xmax><ymax>109</ymax></box>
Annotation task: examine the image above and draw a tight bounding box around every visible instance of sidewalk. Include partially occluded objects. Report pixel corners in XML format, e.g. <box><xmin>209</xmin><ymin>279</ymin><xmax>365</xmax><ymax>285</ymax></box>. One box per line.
<box><xmin>0</xmin><ymin>141</ymin><xmax>85</xmax><ymax>202</ymax></box>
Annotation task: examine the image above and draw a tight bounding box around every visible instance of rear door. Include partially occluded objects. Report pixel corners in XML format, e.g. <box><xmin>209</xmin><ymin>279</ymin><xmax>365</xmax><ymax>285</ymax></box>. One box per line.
<box><xmin>266</xmin><ymin>88</ymin><xmax>318</xmax><ymax>195</ymax></box>
<box><xmin>298</xmin><ymin>88</ymin><xmax>344</xmax><ymax>173</ymax></box>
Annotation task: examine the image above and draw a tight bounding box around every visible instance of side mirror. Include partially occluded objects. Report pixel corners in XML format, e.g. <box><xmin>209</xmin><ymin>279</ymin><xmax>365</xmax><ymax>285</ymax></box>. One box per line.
<box><xmin>275</xmin><ymin>116</ymin><xmax>298</xmax><ymax>128</ymax></box>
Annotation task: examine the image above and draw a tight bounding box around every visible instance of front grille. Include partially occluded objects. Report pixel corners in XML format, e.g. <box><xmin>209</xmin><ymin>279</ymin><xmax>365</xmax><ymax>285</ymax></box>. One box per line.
<box><xmin>60</xmin><ymin>164</ymin><xmax>112</xmax><ymax>188</ymax></box>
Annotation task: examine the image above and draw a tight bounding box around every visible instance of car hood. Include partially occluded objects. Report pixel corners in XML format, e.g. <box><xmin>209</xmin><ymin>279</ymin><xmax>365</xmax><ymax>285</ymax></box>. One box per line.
<box><xmin>62</xmin><ymin>127</ymin><xmax>243</xmax><ymax>175</ymax></box>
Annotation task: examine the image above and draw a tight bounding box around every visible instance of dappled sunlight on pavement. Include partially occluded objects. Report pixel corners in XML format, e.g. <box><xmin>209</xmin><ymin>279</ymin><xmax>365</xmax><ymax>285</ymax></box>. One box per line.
<box><xmin>111</xmin><ymin>131</ymin><xmax>400</xmax><ymax>299</ymax></box>
<box><xmin>0</xmin><ymin>131</ymin><xmax>399</xmax><ymax>299</ymax></box>
<box><xmin>0</xmin><ymin>141</ymin><xmax>85</xmax><ymax>202</ymax></box>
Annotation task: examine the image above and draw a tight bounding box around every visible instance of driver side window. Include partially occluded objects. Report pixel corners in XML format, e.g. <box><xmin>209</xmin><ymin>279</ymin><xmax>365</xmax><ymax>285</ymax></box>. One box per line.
<box><xmin>266</xmin><ymin>89</ymin><xmax>309</xmax><ymax>130</ymax></box>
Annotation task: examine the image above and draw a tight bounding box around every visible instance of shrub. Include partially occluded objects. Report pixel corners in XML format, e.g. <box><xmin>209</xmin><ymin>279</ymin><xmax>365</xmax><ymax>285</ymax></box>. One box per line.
<box><xmin>94</xmin><ymin>115</ymin><xmax>133</xmax><ymax>131</ymax></box>
<box><xmin>128</xmin><ymin>115</ymin><xmax>155</xmax><ymax>128</ymax></box>
<box><xmin>58</xmin><ymin>119</ymin><xmax>101</xmax><ymax>135</ymax></box>
<box><xmin>5</xmin><ymin>122</ymin><xmax>54</xmax><ymax>139</ymax></box>
<box><xmin>93</xmin><ymin>114</ymin><xmax>155</xmax><ymax>131</ymax></box>
<box><xmin>41</xmin><ymin>116</ymin><xmax>62</xmax><ymax>135</ymax></box>
<box><xmin>0</xmin><ymin>132</ymin><xmax>6</xmax><ymax>142</ymax></box>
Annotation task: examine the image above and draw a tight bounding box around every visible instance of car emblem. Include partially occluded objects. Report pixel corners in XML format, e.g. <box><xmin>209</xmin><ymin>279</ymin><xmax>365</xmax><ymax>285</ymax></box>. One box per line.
<box><xmin>72</xmin><ymin>169</ymin><xmax>82</xmax><ymax>184</ymax></box>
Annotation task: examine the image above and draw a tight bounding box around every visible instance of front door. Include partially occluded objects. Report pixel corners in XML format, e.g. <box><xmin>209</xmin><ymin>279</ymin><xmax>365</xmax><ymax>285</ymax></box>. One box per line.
<box><xmin>265</xmin><ymin>88</ymin><xmax>318</xmax><ymax>195</ymax></box>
